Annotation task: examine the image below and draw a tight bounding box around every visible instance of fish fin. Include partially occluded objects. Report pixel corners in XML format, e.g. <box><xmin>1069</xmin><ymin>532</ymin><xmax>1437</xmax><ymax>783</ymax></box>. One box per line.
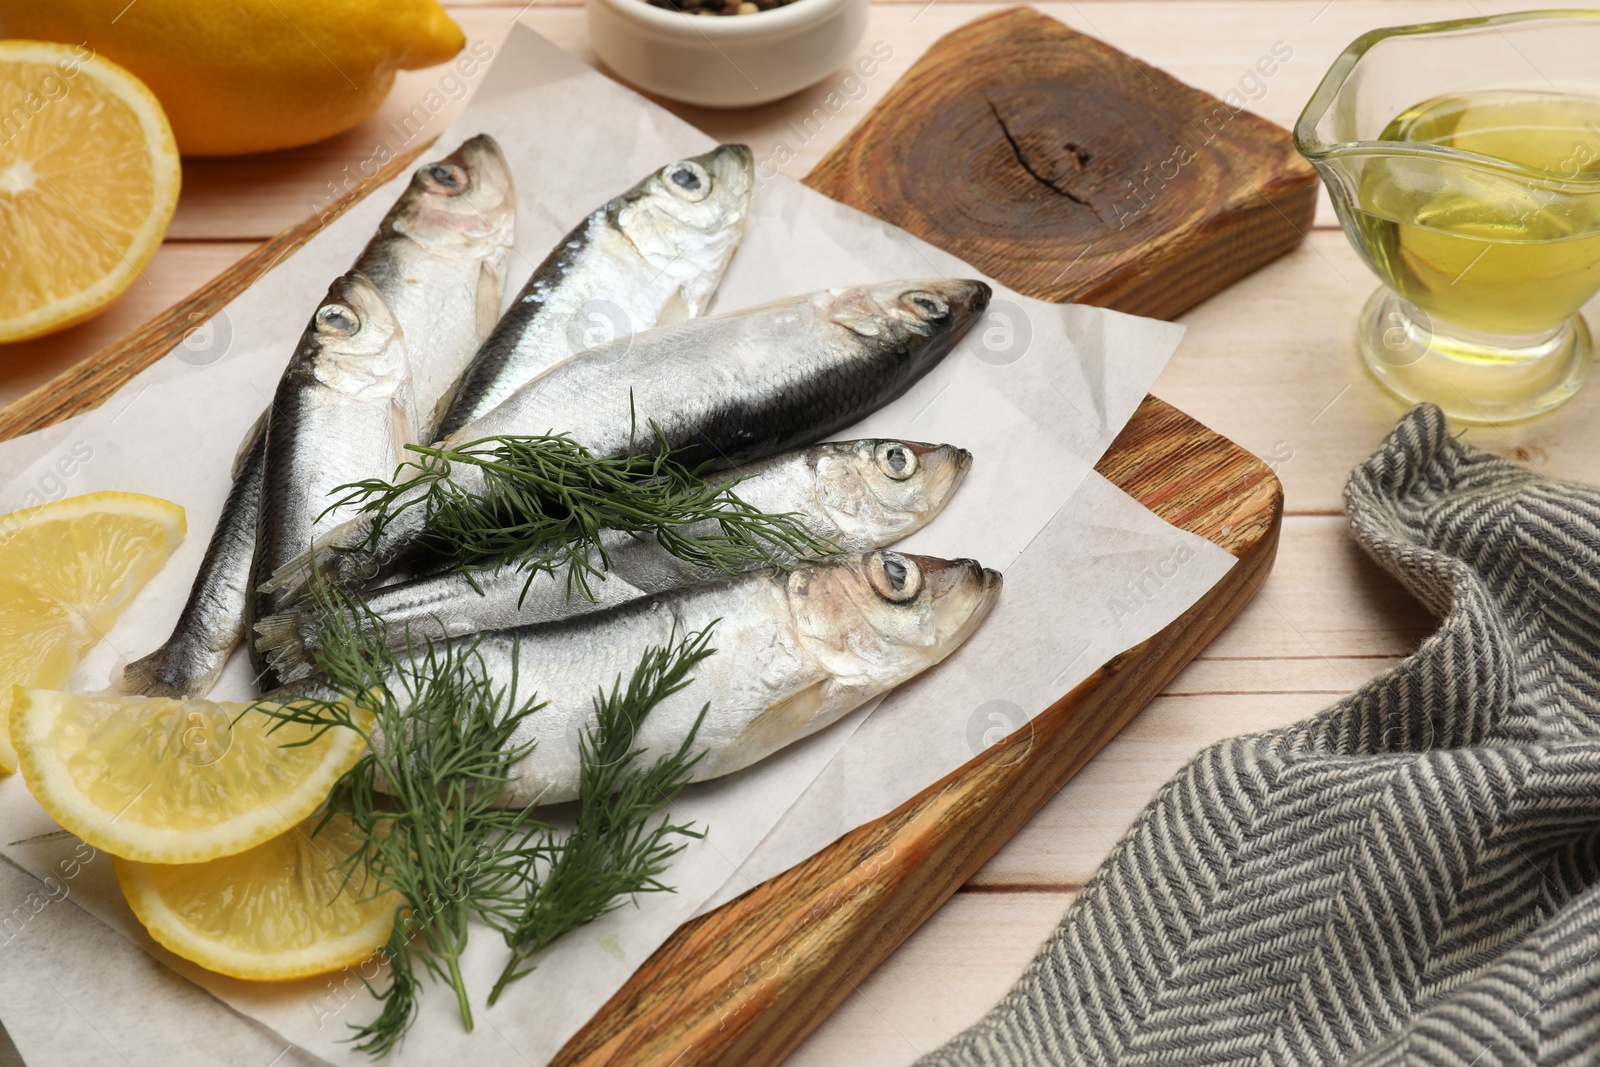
<box><xmin>475</xmin><ymin>258</ymin><xmax>502</xmax><ymax>339</ymax></box>
<box><xmin>731</xmin><ymin>679</ymin><xmax>836</xmax><ymax>772</ymax></box>
<box><xmin>391</xmin><ymin>381</ymin><xmax>420</xmax><ymax>456</ymax></box>
<box><xmin>231</xmin><ymin>409</ymin><xmax>269</xmax><ymax>481</ymax></box>
<box><xmin>656</xmin><ymin>287</ymin><xmax>693</xmax><ymax>327</ymax></box>
<box><xmin>120</xmin><ymin>646</ymin><xmax>224</xmax><ymax>700</ymax></box>
<box><xmin>422</xmin><ymin>387</ymin><xmax>457</xmax><ymax>446</ymax></box>
<box><xmin>258</xmin><ymin>546</ymin><xmax>318</xmax><ymax>600</ymax></box>
<box><xmin>259</xmin><ymin>519</ymin><xmax>378</xmax><ymax>602</ymax></box>
<box><xmin>253</xmin><ymin>608</ymin><xmax>322</xmax><ymax>685</ymax></box>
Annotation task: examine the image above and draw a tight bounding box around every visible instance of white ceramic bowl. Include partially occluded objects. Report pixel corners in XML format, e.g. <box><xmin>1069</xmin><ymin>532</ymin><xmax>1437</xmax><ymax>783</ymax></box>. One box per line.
<box><xmin>586</xmin><ymin>0</ymin><xmax>869</xmax><ymax>108</ymax></box>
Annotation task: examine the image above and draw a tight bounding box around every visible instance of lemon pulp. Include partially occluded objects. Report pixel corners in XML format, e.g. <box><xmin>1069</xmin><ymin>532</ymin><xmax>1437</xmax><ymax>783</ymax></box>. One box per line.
<box><xmin>0</xmin><ymin>42</ymin><xmax>180</xmax><ymax>342</ymax></box>
<box><xmin>116</xmin><ymin>813</ymin><xmax>400</xmax><ymax>981</ymax></box>
<box><xmin>0</xmin><ymin>491</ymin><xmax>186</xmax><ymax>771</ymax></box>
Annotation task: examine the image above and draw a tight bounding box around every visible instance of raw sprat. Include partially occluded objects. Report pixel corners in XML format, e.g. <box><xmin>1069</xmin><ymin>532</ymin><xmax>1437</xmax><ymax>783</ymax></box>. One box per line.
<box><xmin>255</xmin><ymin>437</ymin><xmax>973</xmax><ymax>682</ymax></box>
<box><xmin>435</xmin><ymin>143</ymin><xmax>756</xmax><ymax>437</ymax></box>
<box><xmin>245</xmin><ymin>272</ymin><xmax>420</xmax><ymax>687</ymax></box>
<box><xmin>271</xmin><ymin>550</ymin><xmax>1001</xmax><ymax>807</ymax></box>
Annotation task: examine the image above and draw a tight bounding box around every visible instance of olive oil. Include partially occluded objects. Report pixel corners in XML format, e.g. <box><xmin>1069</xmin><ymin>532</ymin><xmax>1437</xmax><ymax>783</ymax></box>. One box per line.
<box><xmin>1348</xmin><ymin>90</ymin><xmax>1600</xmax><ymax>338</ymax></box>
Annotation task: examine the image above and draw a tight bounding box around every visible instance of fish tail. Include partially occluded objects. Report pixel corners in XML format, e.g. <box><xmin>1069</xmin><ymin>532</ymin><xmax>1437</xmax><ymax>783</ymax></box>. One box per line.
<box><xmin>258</xmin><ymin>548</ymin><xmax>319</xmax><ymax>601</ymax></box>
<box><xmin>120</xmin><ymin>646</ymin><xmax>223</xmax><ymax>700</ymax></box>
<box><xmin>259</xmin><ymin>518</ymin><xmax>384</xmax><ymax>603</ymax></box>
<box><xmin>253</xmin><ymin>609</ymin><xmax>322</xmax><ymax>684</ymax></box>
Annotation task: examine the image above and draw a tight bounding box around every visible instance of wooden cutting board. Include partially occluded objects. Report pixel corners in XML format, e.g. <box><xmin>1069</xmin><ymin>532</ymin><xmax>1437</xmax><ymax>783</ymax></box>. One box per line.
<box><xmin>0</xmin><ymin>7</ymin><xmax>1298</xmax><ymax>1064</ymax></box>
<box><xmin>561</xmin><ymin>9</ymin><xmax>1300</xmax><ymax>1063</ymax></box>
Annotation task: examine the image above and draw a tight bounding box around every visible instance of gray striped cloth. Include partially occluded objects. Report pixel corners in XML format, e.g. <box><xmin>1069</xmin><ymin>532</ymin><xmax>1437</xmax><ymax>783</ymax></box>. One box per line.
<box><xmin>919</xmin><ymin>404</ymin><xmax>1600</xmax><ymax>1066</ymax></box>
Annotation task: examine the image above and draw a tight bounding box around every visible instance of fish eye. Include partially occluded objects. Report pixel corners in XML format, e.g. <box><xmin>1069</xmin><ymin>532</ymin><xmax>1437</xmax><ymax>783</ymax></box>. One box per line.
<box><xmin>316</xmin><ymin>303</ymin><xmax>360</xmax><ymax>336</ymax></box>
<box><xmin>867</xmin><ymin>552</ymin><xmax>923</xmax><ymax>603</ymax></box>
<box><xmin>873</xmin><ymin>441</ymin><xmax>918</xmax><ymax>481</ymax></box>
<box><xmin>904</xmin><ymin>291</ymin><xmax>950</xmax><ymax>322</ymax></box>
<box><xmin>664</xmin><ymin>161</ymin><xmax>711</xmax><ymax>202</ymax></box>
<box><xmin>420</xmin><ymin>161</ymin><xmax>468</xmax><ymax>194</ymax></box>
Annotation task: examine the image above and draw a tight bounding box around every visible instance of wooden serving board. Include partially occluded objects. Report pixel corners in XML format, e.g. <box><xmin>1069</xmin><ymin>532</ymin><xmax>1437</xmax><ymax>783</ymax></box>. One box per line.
<box><xmin>562</xmin><ymin>13</ymin><xmax>1296</xmax><ymax>1059</ymax></box>
<box><xmin>0</xmin><ymin>7</ymin><xmax>1292</xmax><ymax>1065</ymax></box>
<box><xmin>807</xmin><ymin>7</ymin><xmax>1318</xmax><ymax>318</ymax></box>
<box><xmin>554</xmin><ymin>398</ymin><xmax>1280</xmax><ymax>1066</ymax></box>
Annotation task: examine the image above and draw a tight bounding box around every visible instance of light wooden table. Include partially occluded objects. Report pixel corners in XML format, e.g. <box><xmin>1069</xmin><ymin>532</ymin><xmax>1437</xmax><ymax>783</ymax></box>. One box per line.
<box><xmin>7</xmin><ymin>2</ymin><xmax>1600</xmax><ymax>1063</ymax></box>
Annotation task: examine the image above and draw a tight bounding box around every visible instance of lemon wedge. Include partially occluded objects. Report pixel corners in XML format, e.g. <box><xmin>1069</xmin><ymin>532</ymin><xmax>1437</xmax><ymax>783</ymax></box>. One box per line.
<box><xmin>14</xmin><ymin>689</ymin><xmax>372</xmax><ymax>863</ymax></box>
<box><xmin>116</xmin><ymin>812</ymin><xmax>400</xmax><ymax>981</ymax></box>
<box><xmin>0</xmin><ymin>491</ymin><xmax>186</xmax><ymax>772</ymax></box>
<box><xmin>0</xmin><ymin>41</ymin><xmax>180</xmax><ymax>341</ymax></box>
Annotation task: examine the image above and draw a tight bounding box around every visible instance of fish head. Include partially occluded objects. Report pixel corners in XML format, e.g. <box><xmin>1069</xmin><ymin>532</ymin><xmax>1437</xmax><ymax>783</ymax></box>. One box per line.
<box><xmin>824</xmin><ymin>279</ymin><xmax>992</xmax><ymax>374</ymax></box>
<box><xmin>612</xmin><ymin>144</ymin><xmax>755</xmax><ymax>314</ymax></box>
<box><xmin>788</xmin><ymin>550</ymin><xmax>1001</xmax><ymax>688</ymax></box>
<box><xmin>808</xmin><ymin>440</ymin><xmax>972</xmax><ymax>549</ymax></box>
<box><xmin>306</xmin><ymin>273</ymin><xmax>408</xmax><ymax>399</ymax></box>
<box><xmin>389</xmin><ymin>134</ymin><xmax>516</xmax><ymax>256</ymax></box>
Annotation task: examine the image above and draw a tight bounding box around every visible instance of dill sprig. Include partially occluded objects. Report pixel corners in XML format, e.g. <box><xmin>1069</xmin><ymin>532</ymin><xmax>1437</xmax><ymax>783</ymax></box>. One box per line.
<box><xmin>257</xmin><ymin>583</ymin><xmax>544</xmax><ymax>1052</ymax></box>
<box><xmin>256</xmin><ymin>574</ymin><xmax>716</xmax><ymax>1056</ymax></box>
<box><xmin>333</xmin><ymin>649</ymin><xmax>540</xmax><ymax>1054</ymax></box>
<box><xmin>324</xmin><ymin>423</ymin><xmax>828</xmax><ymax>602</ymax></box>
<box><xmin>484</xmin><ymin>627</ymin><xmax>714</xmax><ymax>1004</ymax></box>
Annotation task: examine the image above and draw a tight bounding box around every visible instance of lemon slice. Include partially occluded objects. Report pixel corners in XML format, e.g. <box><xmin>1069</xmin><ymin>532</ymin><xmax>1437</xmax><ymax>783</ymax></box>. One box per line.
<box><xmin>14</xmin><ymin>689</ymin><xmax>372</xmax><ymax>863</ymax></box>
<box><xmin>116</xmin><ymin>812</ymin><xmax>400</xmax><ymax>981</ymax></box>
<box><xmin>0</xmin><ymin>41</ymin><xmax>180</xmax><ymax>341</ymax></box>
<box><xmin>0</xmin><ymin>491</ymin><xmax>186</xmax><ymax>772</ymax></box>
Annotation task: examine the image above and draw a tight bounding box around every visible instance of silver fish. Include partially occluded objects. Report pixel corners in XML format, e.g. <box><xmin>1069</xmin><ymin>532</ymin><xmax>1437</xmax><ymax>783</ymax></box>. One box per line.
<box><xmin>605</xmin><ymin>438</ymin><xmax>973</xmax><ymax>590</ymax></box>
<box><xmin>263</xmin><ymin>280</ymin><xmax>991</xmax><ymax>605</ymax></box>
<box><xmin>120</xmin><ymin>427</ymin><xmax>268</xmax><ymax>698</ymax></box>
<box><xmin>358</xmin><ymin>134</ymin><xmax>516</xmax><ymax>440</ymax></box>
<box><xmin>121</xmin><ymin>137</ymin><xmax>515</xmax><ymax>698</ymax></box>
<box><xmin>254</xmin><ymin>438</ymin><xmax>971</xmax><ymax>681</ymax></box>
<box><xmin>246</xmin><ymin>273</ymin><xmax>416</xmax><ymax>683</ymax></box>
<box><xmin>279</xmin><ymin>551</ymin><xmax>1002</xmax><ymax>807</ymax></box>
<box><xmin>434</xmin><ymin>144</ymin><xmax>755</xmax><ymax>439</ymax></box>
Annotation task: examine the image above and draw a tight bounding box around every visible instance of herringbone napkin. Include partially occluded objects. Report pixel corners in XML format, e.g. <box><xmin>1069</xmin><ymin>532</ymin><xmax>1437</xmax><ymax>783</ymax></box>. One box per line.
<box><xmin>919</xmin><ymin>404</ymin><xmax>1600</xmax><ymax>1067</ymax></box>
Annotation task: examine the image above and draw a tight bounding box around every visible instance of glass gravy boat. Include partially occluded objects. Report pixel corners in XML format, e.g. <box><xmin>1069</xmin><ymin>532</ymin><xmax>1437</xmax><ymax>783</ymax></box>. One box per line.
<box><xmin>1296</xmin><ymin>10</ymin><xmax>1600</xmax><ymax>422</ymax></box>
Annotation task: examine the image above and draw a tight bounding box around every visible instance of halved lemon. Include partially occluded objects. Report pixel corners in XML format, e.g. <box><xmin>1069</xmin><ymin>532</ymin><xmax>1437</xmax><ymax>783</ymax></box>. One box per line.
<box><xmin>13</xmin><ymin>689</ymin><xmax>372</xmax><ymax>863</ymax></box>
<box><xmin>116</xmin><ymin>812</ymin><xmax>401</xmax><ymax>981</ymax></box>
<box><xmin>0</xmin><ymin>491</ymin><xmax>186</xmax><ymax>772</ymax></box>
<box><xmin>0</xmin><ymin>41</ymin><xmax>180</xmax><ymax>342</ymax></box>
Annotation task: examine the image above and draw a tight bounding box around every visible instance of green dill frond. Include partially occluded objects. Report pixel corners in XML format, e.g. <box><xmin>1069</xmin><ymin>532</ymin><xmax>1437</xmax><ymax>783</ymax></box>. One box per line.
<box><xmin>251</xmin><ymin>571</ymin><xmax>717</xmax><ymax>1055</ymax></box>
<box><xmin>255</xmin><ymin>574</ymin><xmax>545</xmax><ymax>1047</ymax></box>
<box><xmin>324</xmin><ymin>423</ymin><xmax>829</xmax><ymax>602</ymax></box>
<box><xmin>346</xmin><ymin>930</ymin><xmax>421</xmax><ymax>1059</ymax></box>
<box><xmin>484</xmin><ymin>624</ymin><xmax>716</xmax><ymax>1005</ymax></box>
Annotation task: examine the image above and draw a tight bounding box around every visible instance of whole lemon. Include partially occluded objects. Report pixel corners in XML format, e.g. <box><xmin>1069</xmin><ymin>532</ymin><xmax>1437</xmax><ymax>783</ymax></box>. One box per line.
<box><xmin>0</xmin><ymin>0</ymin><xmax>465</xmax><ymax>156</ymax></box>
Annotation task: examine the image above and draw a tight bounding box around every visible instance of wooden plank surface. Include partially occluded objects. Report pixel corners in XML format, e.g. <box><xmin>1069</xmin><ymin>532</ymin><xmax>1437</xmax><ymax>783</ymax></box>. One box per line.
<box><xmin>0</xmin><ymin>1</ymin><xmax>1565</xmax><ymax>1063</ymax></box>
<box><xmin>0</xmin><ymin>6</ymin><xmax>1286</xmax><ymax>1061</ymax></box>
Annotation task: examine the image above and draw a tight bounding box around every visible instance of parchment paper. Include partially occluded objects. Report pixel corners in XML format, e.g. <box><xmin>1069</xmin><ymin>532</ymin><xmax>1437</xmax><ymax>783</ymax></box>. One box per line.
<box><xmin>0</xmin><ymin>22</ymin><xmax>1235</xmax><ymax>1066</ymax></box>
